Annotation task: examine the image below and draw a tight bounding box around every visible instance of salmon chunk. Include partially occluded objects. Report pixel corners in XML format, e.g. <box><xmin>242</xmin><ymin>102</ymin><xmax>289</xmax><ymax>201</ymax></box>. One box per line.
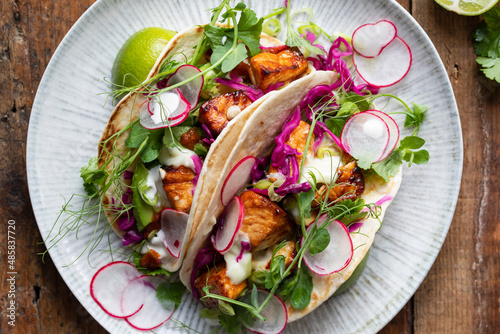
<box><xmin>194</xmin><ymin>263</ymin><xmax>248</xmax><ymax>308</ymax></box>
<box><xmin>240</xmin><ymin>191</ymin><xmax>295</xmax><ymax>251</ymax></box>
<box><xmin>199</xmin><ymin>91</ymin><xmax>252</xmax><ymax>136</ymax></box>
<box><xmin>313</xmin><ymin>161</ymin><xmax>365</xmax><ymax>206</ymax></box>
<box><xmin>180</xmin><ymin>127</ymin><xmax>205</xmax><ymax>151</ymax></box>
<box><xmin>249</xmin><ymin>48</ymin><xmax>308</xmax><ymax>90</ymax></box>
<box><xmin>161</xmin><ymin>165</ymin><xmax>195</xmax><ymax>213</ymax></box>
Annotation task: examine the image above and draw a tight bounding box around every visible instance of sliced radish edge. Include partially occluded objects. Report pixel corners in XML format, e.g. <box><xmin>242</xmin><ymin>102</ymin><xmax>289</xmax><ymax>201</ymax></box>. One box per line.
<box><xmin>352</xmin><ymin>20</ymin><xmax>398</xmax><ymax>58</ymax></box>
<box><xmin>240</xmin><ymin>289</ymin><xmax>288</xmax><ymax>334</ymax></box>
<box><xmin>303</xmin><ymin>215</ymin><xmax>353</xmax><ymax>276</ymax></box>
<box><xmin>166</xmin><ymin>64</ymin><xmax>204</xmax><ymax>109</ymax></box>
<box><xmin>341</xmin><ymin>111</ymin><xmax>391</xmax><ymax>164</ymax></box>
<box><xmin>212</xmin><ymin>195</ymin><xmax>245</xmax><ymax>254</ymax></box>
<box><xmin>124</xmin><ymin>275</ymin><xmax>175</xmax><ymax>331</ymax></box>
<box><xmin>353</xmin><ymin>36</ymin><xmax>412</xmax><ymax>88</ymax></box>
<box><xmin>90</xmin><ymin>261</ymin><xmax>142</xmax><ymax>319</ymax></box>
<box><xmin>140</xmin><ymin>88</ymin><xmax>191</xmax><ymax>130</ymax></box>
<box><xmin>221</xmin><ymin>156</ymin><xmax>257</xmax><ymax>206</ymax></box>
<box><xmin>365</xmin><ymin>110</ymin><xmax>400</xmax><ymax>161</ymax></box>
<box><xmin>161</xmin><ymin>208</ymin><xmax>189</xmax><ymax>258</ymax></box>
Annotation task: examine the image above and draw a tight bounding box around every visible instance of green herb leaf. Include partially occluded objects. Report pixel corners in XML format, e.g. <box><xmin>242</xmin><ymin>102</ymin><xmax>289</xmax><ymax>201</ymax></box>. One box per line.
<box><xmin>477</xmin><ymin>57</ymin><xmax>500</xmax><ymax>82</ymax></box>
<box><xmin>290</xmin><ymin>267</ymin><xmax>313</xmax><ymax>309</ymax></box>
<box><xmin>400</xmin><ymin>136</ymin><xmax>425</xmax><ymax>150</ymax></box>
<box><xmin>248</xmin><ymin>270</ymin><xmax>268</xmax><ymax>287</ymax></box>
<box><xmin>404</xmin><ymin>103</ymin><xmax>427</xmax><ymax>128</ymax></box>
<box><xmin>343</xmin><ymin>92</ymin><xmax>371</xmax><ymax>112</ymax></box>
<box><xmin>194</xmin><ymin>143</ymin><xmax>208</xmax><ymax>157</ymax></box>
<box><xmin>126</xmin><ymin>123</ymin><xmax>150</xmax><ymax>148</ymax></box>
<box><xmin>264</xmin><ymin>255</ymin><xmax>286</xmax><ymax>289</ymax></box>
<box><xmin>297</xmin><ymin>188</ymin><xmax>315</xmax><ymax>218</ymax></box>
<box><xmin>221</xmin><ymin>42</ymin><xmax>249</xmax><ymax>73</ymax></box>
<box><xmin>371</xmin><ymin>150</ymin><xmax>403</xmax><ymax>182</ymax></box>
<box><xmin>218</xmin><ymin>313</ymin><xmax>242</xmax><ymax>334</ymax></box>
<box><xmin>156</xmin><ymin>281</ymin><xmax>185</xmax><ymax>310</ymax></box>
<box><xmin>80</xmin><ymin>157</ymin><xmax>107</xmax><ymax>196</ymax></box>
<box><xmin>204</xmin><ymin>24</ymin><xmax>228</xmax><ymax>48</ymax></box>
<box><xmin>250</xmin><ymin>285</ymin><xmax>259</xmax><ymax>308</ymax></box>
<box><xmin>403</xmin><ymin>149</ymin><xmax>430</xmax><ymax>166</ymax></box>
<box><xmin>232</xmin><ymin>8</ymin><xmax>263</xmax><ymax>56</ymax></box>
<box><xmin>277</xmin><ymin>272</ymin><xmax>299</xmax><ymax>299</ymax></box>
<box><xmin>328</xmin><ymin>198</ymin><xmax>367</xmax><ymax>225</ymax></box>
<box><xmin>309</xmin><ymin>228</ymin><xmax>330</xmax><ymax>255</ymax></box>
<box><xmin>140</xmin><ymin>129</ymin><xmax>164</xmax><ymax>163</ymax></box>
<box><xmin>218</xmin><ymin>300</ymin><xmax>236</xmax><ymax>316</ymax></box>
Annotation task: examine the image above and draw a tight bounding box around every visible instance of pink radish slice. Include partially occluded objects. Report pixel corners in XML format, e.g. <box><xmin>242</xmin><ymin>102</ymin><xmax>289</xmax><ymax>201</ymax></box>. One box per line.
<box><xmin>140</xmin><ymin>88</ymin><xmax>191</xmax><ymax>130</ymax></box>
<box><xmin>365</xmin><ymin>110</ymin><xmax>400</xmax><ymax>161</ymax></box>
<box><xmin>352</xmin><ymin>20</ymin><xmax>397</xmax><ymax>58</ymax></box>
<box><xmin>166</xmin><ymin>64</ymin><xmax>204</xmax><ymax>108</ymax></box>
<box><xmin>240</xmin><ymin>289</ymin><xmax>288</xmax><ymax>334</ymax></box>
<box><xmin>124</xmin><ymin>275</ymin><xmax>175</xmax><ymax>330</ymax></box>
<box><xmin>303</xmin><ymin>215</ymin><xmax>353</xmax><ymax>276</ymax></box>
<box><xmin>212</xmin><ymin>195</ymin><xmax>244</xmax><ymax>254</ymax></box>
<box><xmin>161</xmin><ymin>208</ymin><xmax>189</xmax><ymax>258</ymax></box>
<box><xmin>341</xmin><ymin>112</ymin><xmax>390</xmax><ymax>164</ymax></box>
<box><xmin>221</xmin><ymin>156</ymin><xmax>257</xmax><ymax>206</ymax></box>
<box><xmin>353</xmin><ymin>36</ymin><xmax>412</xmax><ymax>88</ymax></box>
<box><xmin>90</xmin><ymin>261</ymin><xmax>142</xmax><ymax>318</ymax></box>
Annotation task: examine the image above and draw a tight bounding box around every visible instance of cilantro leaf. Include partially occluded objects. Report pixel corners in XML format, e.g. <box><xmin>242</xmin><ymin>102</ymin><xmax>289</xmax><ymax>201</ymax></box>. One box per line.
<box><xmin>204</xmin><ymin>24</ymin><xmax>228</xmax><ymax>48</ymax></box>
<box><xmin>156</xmin><ymin>281</ymin><xmax>185</xmax><ymax>310</ymax></box>
<box><xmin>229</xmin><ymin>8</ymin><xmax>263</xmax><ymax>56</ymax></box>
<box><xmin>328</xmin><ymin>198</ymin><xmax>367</xmax><ymax>224</ymax></box>
<box><xmin>477</xmin><ymin>57</ymin><xmax>500</xmax><ymax>82</ymax></box>
<box><xmin>371</xmin><ymin>150</ymin><xmax>403</xmax><ymax>182</ymax></box>
<box><xmin>194</xmin><ymin>143</ymin><xmax>208</xmax><ymax>157</ymax></box>
<box><xmin>343</xmin><ymin>92</ymin><xmax>371</xmax><ymax>111</ymax></box>
<box><xmin>216</xmin><ymin>42</ymin><xmax>248</xmax><ymax>73</ymax></box>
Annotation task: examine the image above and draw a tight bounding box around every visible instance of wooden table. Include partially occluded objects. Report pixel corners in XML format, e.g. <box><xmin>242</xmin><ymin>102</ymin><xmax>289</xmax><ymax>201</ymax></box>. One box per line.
<box><xmin>1</xmin><ymin>0</ymin><xmax>498</xmax><ymax>332</ymax></box>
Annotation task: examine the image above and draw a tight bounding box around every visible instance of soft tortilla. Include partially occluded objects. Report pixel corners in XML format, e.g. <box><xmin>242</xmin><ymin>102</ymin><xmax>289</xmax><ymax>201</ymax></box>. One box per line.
<box><xmin>98</xmin><ymin>25</ymin><xmax>286</xmax><ymax>272</ymax></box>
<box><xmin>179</xmin><ymin>70</ymin><xmax>403</xmax><ymax>321</ymax></box>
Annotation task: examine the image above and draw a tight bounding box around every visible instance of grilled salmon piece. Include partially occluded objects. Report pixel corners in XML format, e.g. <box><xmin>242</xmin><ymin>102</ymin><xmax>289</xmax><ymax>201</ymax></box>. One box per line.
<box><xmin>199</xmin><ymin>91</ymin><xmax>252</xmax><ymax>136</ymax></box>
<box><xmin>249</xmin><ymin>48</ymin><xmax>308</xmax><ymax>90</ymax></box>
<box><xmin>194</xmin><ymin>263</ymin><xmax>248</xmax><ymax>308</ymax></box>
<box><xmin>240</xmin><ymin>191</ymin><xmax>295</xmax><ymax>251</ymax></box>
<box><xmin>269</xmin><ymin>121</ymin><xmax>314</xmax><ymax>179</ymax></box>
<box><xmin>161</xmin><ymin>165</ymin><xmax>195</xmax><ymax>213</ymax></box>
<box><xmin>268</xmin><ymin>241</ymin><xmax>297</xmax><ymax>269</ymax></box>
<box><xmin>139</xmin><ymin>249</ymin><xmax>161</xmax><ymax>270</ymax></box>
<box><xmin>180</xmin><ymin>127</ymin><xmax>205</xmax><ymax>151</ymax></box>
<box><xmin>313</xmin><ymin>161</ymin><xmax>365</xmax><ymax>206</ymax></box>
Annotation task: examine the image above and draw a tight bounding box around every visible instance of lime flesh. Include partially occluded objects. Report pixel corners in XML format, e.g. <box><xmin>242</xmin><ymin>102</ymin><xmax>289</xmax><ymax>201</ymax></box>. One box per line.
<box><xmin>435</xmin><ymin>0</ymin><xmax>499</xmax><ymax>16</ymax></box>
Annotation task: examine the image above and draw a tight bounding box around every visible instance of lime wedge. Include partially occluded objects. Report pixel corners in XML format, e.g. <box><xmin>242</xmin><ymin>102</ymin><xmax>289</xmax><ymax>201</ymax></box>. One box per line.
<box><xmin>435</xmin><ymin>0</ymin><xmax>499</xmax><ymax>16</ymax></box>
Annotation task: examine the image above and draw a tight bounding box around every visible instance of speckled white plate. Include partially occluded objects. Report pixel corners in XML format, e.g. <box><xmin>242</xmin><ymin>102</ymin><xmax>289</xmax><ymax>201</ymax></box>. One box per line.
<box><xmin>26</xmin><ymin>0</ymin><xmax>462</xmax><ymax>333</ymax></box>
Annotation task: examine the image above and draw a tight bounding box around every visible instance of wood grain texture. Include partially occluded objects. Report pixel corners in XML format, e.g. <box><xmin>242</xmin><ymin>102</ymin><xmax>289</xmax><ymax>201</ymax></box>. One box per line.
<box><xmin>0</xmin><ymin>0</ymin><xmax>498</xmax><ymax>333</ymax></box>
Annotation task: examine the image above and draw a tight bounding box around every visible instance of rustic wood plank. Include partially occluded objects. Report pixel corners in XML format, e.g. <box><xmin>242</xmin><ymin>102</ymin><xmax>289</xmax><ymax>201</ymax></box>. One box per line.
<box><xmin>411</xmin><ymin>1</ymin><xmax>500</xmax><ymax>333</ymax></box>
<box><xmin>0</xmin><ymin>0</ymin><xmax>106</xmax><ymax>333</ymax></box>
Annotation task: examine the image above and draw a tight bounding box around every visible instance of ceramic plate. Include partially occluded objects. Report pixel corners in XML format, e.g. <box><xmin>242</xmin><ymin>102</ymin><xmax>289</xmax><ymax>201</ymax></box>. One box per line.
<box><xmin>27</xmin><ymin>0</ymin><xmax>462</xmax><ymax>333</ymax></box>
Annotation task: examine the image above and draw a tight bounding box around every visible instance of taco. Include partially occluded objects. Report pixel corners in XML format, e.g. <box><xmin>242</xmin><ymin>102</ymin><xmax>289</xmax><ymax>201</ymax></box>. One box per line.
<box><xmin>97</xmin><ymin>22</ymin><xmax>314</xmax><ymax>274</ymax></box>
<box><xmin>179</xmin><ymin>64</ymin><xmax>404</xmax><ymax>330</ymax></box>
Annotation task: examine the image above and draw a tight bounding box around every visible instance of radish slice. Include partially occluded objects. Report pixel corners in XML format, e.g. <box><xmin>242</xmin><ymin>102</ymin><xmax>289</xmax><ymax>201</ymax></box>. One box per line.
<box><xmin>341</xmin><ymin>111</ymin><xmax>390</xmax><ymax>164</ymax></box>
<box><xmin>161</xmin><ymin>208</ymin><xmax>189</xmax><ymax>258</ymax></box>
<box><xmin>353</xmin><ymin>36</ymin><xmax>412</xmax><ymax>88</ymax></box>
<box><xmin>124</xmin><ymin>275</ymin><xmax>175</xmax><ymax>330</ymax></box>
<box><xmin>140</xmin><ymin>88</ymin><xmax>191</xmax><ymax>130</ymax></box>
<box><xmin>212</xmin><ymin>196</ymin><xmax>244</xmax><ymax>254</ymax></box>
<box><xmin>352</xmin><ymin>20</ymin><xmax>397</xmax><ymax>58</ymax></box>
<box><xmin>365</xmin><ymin>110</ymin><xmax>400</xmax><ymax>161</ymax></box>
<box><xmin>221</xmin><ymin>156</ymin><xmax>257</xmax><ymax>206</ymax></box>
<box><xmin>240</xmin><ymin>289</ymin><xmax>288</xmax><ymax>334</ymax></box>
<box><xmin>166</xmin><ymin>64</ymin><xmax>204</xmax><ymax>108</ymax></box>
<box><xmin>303</xmin><ymin>215</ymin><xmax>353</xmax><ymax>276</ymax></box>
<box><xmin>90</xmin><ymin>261</ymin><xmax>142</xmax><ymax>318</ymax></box>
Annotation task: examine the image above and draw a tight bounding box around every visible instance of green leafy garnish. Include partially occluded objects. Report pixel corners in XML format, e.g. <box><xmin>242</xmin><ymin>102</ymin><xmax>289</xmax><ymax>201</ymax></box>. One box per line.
<box><xmin>308</xmin><ymin>228</ymin><xmax>330</xmax><ymax>255</ymax></box>
<box><xmin>140</xmin><ymin>128</ymin><xmax>164</xmax><ymax>163</ymax></box>
<box><xmin>474</xmin><ymin>7</ymin><xmax>500</xmax><ymax>83</ymax></box>
<box><xmin>289</xmin><ymin>267</ymin><xmax>313</xmax><ymax>309</ymax></box>
<box><xmin>80</xmin><ymin>157</ymin><xmax>107</xmax><ymax>196</ymax></box>
<box><xmin>156</xmin><ymin>281</ymin><xmax>185</xmax><ymax>310</ymax></box>
<box><xmin>285</xmin><ymin>1</ymin><xmax>326</xmax><ymax>55</ymax></box>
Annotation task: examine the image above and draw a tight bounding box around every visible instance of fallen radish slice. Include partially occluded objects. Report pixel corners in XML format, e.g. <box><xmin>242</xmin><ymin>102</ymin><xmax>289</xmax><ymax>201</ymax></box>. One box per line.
<box><xmin>353</xmin><ymin>36</ymin><xmax>412</xmax><ymax>88</ymax></box>
<box><xmin>352</xmin><ymin>20</ymin><xmax>397</xmax><ymax>58</ymax></box>
<box><xmin>240</xmin><ymin>289</ymin><xmax>288</xmax><ymax>334</ymax></box>
<box><xmin>124</xmin><ymin>275</ymin><xmax>175</xmax><ymax>331</ymax></box>
<box><xmin>161</xmin><ymin>208</ymin><xmax>189</xmax><ymax>258</ymax></box>
<box><xmin>140</xmin><ymin>88</ymin><xmax>191</xmax><ymax>129</ymax></box>
<box><xmin>90</xmin><ymin>261</ymin><xmax>142</xmax><ymax>318</ymax></box>
<box><xmin>341</xmin><ymin>112</ymin><xmax>390</xmax><ymax>164</ymax></box>
<box><xmin>221</xmin><ymin>156</ymin><xmax>257</xmax><ymax>206</ymax></box>
<box><xmin>166</xmin><ymin>64</ymin><xmax>204</xmax><ymax>108</ymax></box>
<box><xmin>365</xmin><ymin>110</ymin><xmax>400</xmax><ymax>161</ymax></box>
<box><xmin>212</xmin><ymin>196</ymin><xmax>244</xmax><ymax>254</ymax></box>
<box><xmin>303</xmin><ymin>215</ymin><xmax>353</xmax><ymax>276</ymax></box>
